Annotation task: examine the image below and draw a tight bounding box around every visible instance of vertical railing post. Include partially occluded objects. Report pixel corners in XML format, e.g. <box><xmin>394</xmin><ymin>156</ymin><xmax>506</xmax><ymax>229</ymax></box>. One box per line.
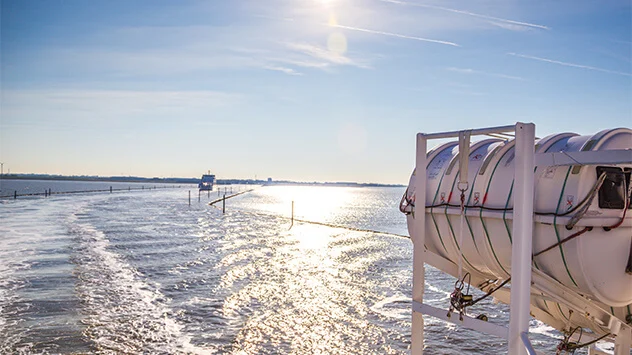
<box><xmin>509</xmin><ymin>122</ymin><xmax>535</xmax><ymax>355</ymax></box>
<box><xmin>614</xmin><ymin>326</ymin><xmax>632</xmax><ymax>355</ymax></box>
<box><xmin>412</xmin><ymin>133</ymin><xmax>427</xmax><ymax>355</ymax></box>
<box><xmin>222</xmin><ymin>194</ymin><xmax>226</xmax><ymax>214</ymax></box>
<box><xmin>188</xmin><ymin>190</ymin><xmax>191</xmax><ymax>206</ymax></box>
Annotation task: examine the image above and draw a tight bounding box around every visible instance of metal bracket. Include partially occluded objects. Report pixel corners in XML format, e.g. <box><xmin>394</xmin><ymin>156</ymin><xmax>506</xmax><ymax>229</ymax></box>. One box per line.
<box><xmin>413</xmin><ymin>301</ymin><xmax>508</xmax><ymax>339</ymax></box>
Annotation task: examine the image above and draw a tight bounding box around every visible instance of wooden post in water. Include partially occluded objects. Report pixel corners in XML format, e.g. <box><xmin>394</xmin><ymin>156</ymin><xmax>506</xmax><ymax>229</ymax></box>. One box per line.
<box><xmin>222</xmin><ymin>194</ymin><xmax>226</xmax><ymax>214</ymax></box>
<box><xmin>110</xmin><ymin>186</ymin><xmax>112</xmax><ymax>193</ymax></box>
<box><xmin>188</xmin><ymin>190</ymin><xmax>191</xmax><ymax>206</ymax></box>
<box><xmin>14</xmin><ymin>190</ymin><xmax>17</xmax><ymax>199</ymax></box>
<box><xmin>198</xmin><ymin>190</ymin><xmax>200</xmax><ymax>202</ymax></box>
<box><xmin>291</xmin><ymin>200</ymin><xmax>294</xmax><ymax>228</ymax></box>
<box><xmin>45</xmin><ymin>189</ymin><xmax>47</xmax><ymax>197</ymax></box>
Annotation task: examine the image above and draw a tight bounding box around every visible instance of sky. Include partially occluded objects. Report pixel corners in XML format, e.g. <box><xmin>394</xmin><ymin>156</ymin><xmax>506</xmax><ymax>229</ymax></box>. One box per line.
<box><xmin>1</xmin><ymin>0</ymin><xmax>630</xmax><ymax>184</ymax></box>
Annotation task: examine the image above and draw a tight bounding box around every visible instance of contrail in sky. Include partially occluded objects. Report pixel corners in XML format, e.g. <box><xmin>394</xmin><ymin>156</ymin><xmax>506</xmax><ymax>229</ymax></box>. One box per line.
<box><xmin>508</xmin><ymin>53</ymin><xmax>632</xmax><ymax>77</ymax></box>
<box><xmin>446</xmin><ymin>67</ymin><xmax>526</xmax><ymax>81</ymax></box>
<box><xmin>381</xmin><ymin>0</ymin><xmax>550</xmax><ymax>31</ymax></box>
<box><xmin>331</xmin><ymin>24</ymin><xmax>460</xmax><ymax>47</ymax></box>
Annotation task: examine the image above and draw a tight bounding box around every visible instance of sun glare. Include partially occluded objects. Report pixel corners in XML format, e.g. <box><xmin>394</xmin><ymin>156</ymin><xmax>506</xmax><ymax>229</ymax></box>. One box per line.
<box><xmin>327</xmin><ymin>32</ymin><xmax>347</xmax><ymax>54</ymax></box>
<box><xmin>259</xmin><ymin>185</ymin><xmax>354</xmax><ymax>222</ymax></box>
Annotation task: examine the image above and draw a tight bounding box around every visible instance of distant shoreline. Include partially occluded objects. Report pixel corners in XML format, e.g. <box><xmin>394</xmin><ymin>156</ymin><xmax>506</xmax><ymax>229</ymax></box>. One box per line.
<box><xmin>0</xmin><ymin>174</ymin><xmax>405</xmax><ymax>188</ymax></box>
<box><xmin>1</xmin><ymin>174</ymin><xmax>199</xmax><ymax>185</ymax></box>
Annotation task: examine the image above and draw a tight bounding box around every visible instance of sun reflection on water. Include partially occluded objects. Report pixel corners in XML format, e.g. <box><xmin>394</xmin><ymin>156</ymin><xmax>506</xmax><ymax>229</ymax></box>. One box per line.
<box><xmin>212</xmin><ymin>208</ymin><xmax>409</xmax><ymax>354</ymax></box>
<box><xmin>255</xmin><ymin>186</ymin><xmax>357</xmax><ymax>222</ymax></box>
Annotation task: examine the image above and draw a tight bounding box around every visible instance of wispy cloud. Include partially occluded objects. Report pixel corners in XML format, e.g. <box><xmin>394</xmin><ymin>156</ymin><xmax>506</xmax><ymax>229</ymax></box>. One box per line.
<box><xmin>592</xmin><ymin>48</ymin><xmax>632</xmax><ymax>64</ymax></box>
<box><xmin>285</xmin><ymin>42</ymin><xmax>372</xmax><ymax>69</ymax></box>
<box><xmin>609</xmin><ymin>39</ymin><xmax>632</xmax><ymax>46</ymax></box>
<box><xmin>488</xmin><ymin>21</ymin><xmax>534</xmax><ymax>32</ymax></box>
<box><xmin>508</xmin><ymin>53</ymin><xmax>632</xmax><ymax>77</ymax></box>
<box><xmin>447</xmin><ymin>67</ymin><xmax>526</xmax><ymax>81</ymax></box>
<box><xmin>450</xmin><ymin>90</ymin><xmax>488</xmax><ymax>96</ymax></box>
<box><xmin>3</xmin><ymin>89</ymin><xmax>241</xmax><ymax>128</ymax></box>
<box><xmin>264</xmin><ymin>65</ymin><xmax>303</xmax><ymax>76</ymax></box>
<box><xmin>330</xmin><ymin>24</ymin><xmax>460</xmax><ymax>47</ymax></box>
<box><xmin>381</xmin><ymin>0</ymin><xmax>549</xmax><ymax>31</ymax></box>
<box><xmin>272</xmin><ymin>58</ymin><xmax>331</xmax><ymax>69</ymax></box>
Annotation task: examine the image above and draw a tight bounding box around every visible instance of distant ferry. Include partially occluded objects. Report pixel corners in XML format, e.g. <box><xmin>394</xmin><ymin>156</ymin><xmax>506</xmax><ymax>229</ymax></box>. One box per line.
<box><xmin>198</xmin><ymin>173</ymin><xmax>215</xmax><ymax>191</ymax></box>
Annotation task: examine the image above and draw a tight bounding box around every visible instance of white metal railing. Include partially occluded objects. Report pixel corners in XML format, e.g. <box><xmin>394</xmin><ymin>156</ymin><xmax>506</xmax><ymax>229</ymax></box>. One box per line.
<box><xmin>411</xmin><ymin>122</ymin><xmax>535</xmax><ymax>355</ymax></box>
<box><xmin>520</xmin><ymin>332</ymin><xmax>537</xmax><ymax>355</ymax></box>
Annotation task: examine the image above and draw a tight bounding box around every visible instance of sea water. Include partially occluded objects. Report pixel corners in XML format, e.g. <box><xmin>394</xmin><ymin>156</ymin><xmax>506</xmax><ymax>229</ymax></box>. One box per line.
<box><xmin>0</xmin><ymin>181</ymin><xmax>575</xmax><ymax>354</ymax></box>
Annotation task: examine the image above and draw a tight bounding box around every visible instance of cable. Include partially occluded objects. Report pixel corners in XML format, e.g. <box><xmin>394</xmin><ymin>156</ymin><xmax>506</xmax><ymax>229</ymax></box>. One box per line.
<box><xmin>533</xmin><ymin>227</ymin><xmax>592</xmax><ymax>258</ymax></box>
<box><xmin>603</xmin><ymin>173</ymin><xmax>631</xmax><ymax>231</ymax></box>
<box><xmin>465</xmin><ymin>278</ymin><xmax>511</xmax><ymax>307</ymax></box>
<box><xmin>426</xmin><ymin>202</ymin><xmax>514</xmax><ymax>211</ymax></box>
<box><xmin>557</xmin><ymin>328</ymin><xmax>611</xmax><ymax>354</ymax></box>
<box><xmin>399</xmin><ymin>186</ymin><xmax>415</xmax><ymax>214</ymax></box>
<box><xmin>411</xmin><ymin>170</ymin><xmax>612</xmax><ymax>217</ymax></box>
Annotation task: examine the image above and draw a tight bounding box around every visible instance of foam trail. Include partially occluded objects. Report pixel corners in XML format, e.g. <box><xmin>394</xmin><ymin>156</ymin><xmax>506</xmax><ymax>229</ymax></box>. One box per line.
<box><xmin>0</xmin><ymin>205</ymin><xmax>45</xmax><ymax>352</ymax></box>
<box><xmin>370</xmin><ymin>293</ymin><xmax>411</xmax><ymax>320</ymax></box>
<box><xmin>68</xmin><ymin>208</ymin><xmax>210</xmax><ymax>354</ymax></box>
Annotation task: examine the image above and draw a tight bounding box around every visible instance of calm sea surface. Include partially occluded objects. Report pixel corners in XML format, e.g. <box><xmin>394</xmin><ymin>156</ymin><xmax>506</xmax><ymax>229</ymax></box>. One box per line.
<box><xmin>0</xmin><ymin>180</ymin><xmax>573</xmax><ymax>354</ymax></box>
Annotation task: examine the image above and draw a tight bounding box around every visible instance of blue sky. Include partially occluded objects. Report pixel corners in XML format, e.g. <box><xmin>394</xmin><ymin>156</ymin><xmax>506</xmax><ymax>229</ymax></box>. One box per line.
<box><xmin>1</xmin><ymin>0</ymin><xmax>630</xmax><ymax>183</ymax></box>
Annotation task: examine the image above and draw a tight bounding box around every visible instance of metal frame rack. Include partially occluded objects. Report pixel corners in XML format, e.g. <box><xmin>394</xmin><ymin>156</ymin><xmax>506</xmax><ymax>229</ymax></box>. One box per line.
<box><xmin>410</xmin><ymin>122</ymin><xmax>632</xmax><ymax>355</ymax></box>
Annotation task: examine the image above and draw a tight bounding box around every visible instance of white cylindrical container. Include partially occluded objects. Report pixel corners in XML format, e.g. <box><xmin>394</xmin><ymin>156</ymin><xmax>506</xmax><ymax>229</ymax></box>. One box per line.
<box><xmin>404</xmin><ymin>128</ymin><xmax>632</xmax><ymax>307</ymax></box>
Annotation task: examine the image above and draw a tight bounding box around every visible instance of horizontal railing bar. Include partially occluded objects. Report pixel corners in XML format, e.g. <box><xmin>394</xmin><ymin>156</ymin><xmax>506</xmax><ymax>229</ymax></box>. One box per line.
<box><xmin>413</xmin><ymin>301</ymin><xmax>509</xmax><ymax>339</ymax></box>
<box><xmin>420</xmin><ymin>124</ymin><xmax>516</xmax><ymax>139</ymax></box>
<box><xmin>535</xmin><ymin>149</ymin><xmax>632</xmax><ymax>166</ymax></box>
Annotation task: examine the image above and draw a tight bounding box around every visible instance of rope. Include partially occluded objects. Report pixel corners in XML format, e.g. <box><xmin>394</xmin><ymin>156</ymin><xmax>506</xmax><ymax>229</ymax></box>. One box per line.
<box><xmin>444</xmin><ymin>273</ymin><xmax>511</xmax><ymax>322</ymax></box>
<box><xmin>411</xmin><ymin>168</ymin><xmax>614</xmax><ymax>217</ymax></box>
<box><xmin>291</xmin><ymin>217</ymin><xmax>410</xmax><ymax>238</ymax></box>
<box><xmin>455</xmin><ymin>131</ymin><xmax>471</xmax><ymax>281</ymax></box>
<box><xmin>208</xmin><ymin>189</ymin><xmax>254</xmax><ymax>206</ymax></box>
<box><xmin>535</xmin><ymin>171</ymin><xmax>630</xmax><ymax>257</ymax></box>
<box><xmin>399</xmin><ymin>186</ymin><xmax>415</xmax><ymax>215</ymax></box>
<box><xmin>533</xmin><ymin>227</ymin><xmax>592</xmax><ymax>258</ymax></box>
<box><xmin>604</xmin><ymin>171</ymin><xmax>631</xmax><ymax>231</ymax></box>
<box><xmin>565</xmin><ymin>172</ymin><xmax>607</xmax><ymax>229</ymax></box>
<box><xmin>556</xmin><ymin>326</ymin><xmax>611</xmax><ymax>354</ymax></box>
<box><xmin>447</xmin><ymin>272</ymin><xmax>472</xmax><ymax>321</ymax></box>
<box><xmin>458</xmin><ymin>189</ymin><xmax>466</xmax><ymax>280</ymax></box>
<box><xmin>224</xmin><ymin>209</ymin><xmax>412</xmax><ymax>239</ymax></box>
<box><xmin>465</xmin><ymin>277</ymin><xmax>511</xmax><ymax>307</ymax></box>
